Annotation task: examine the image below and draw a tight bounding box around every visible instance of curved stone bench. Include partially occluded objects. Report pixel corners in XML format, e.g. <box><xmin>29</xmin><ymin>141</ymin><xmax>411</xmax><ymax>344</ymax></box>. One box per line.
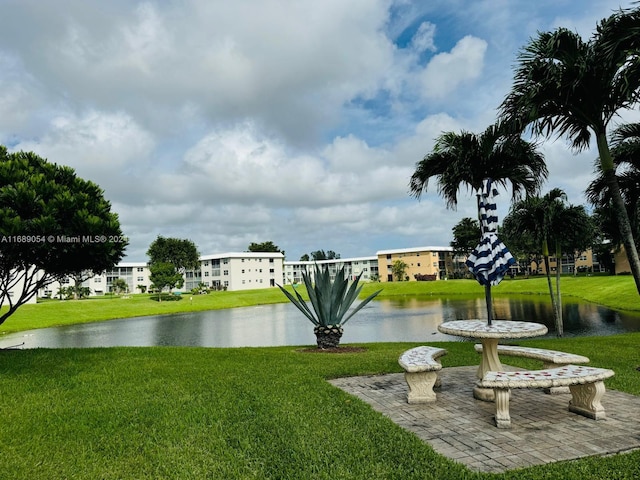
<box><xmin>477</xmin><ymin>365</ymin><xmax>615</xmax><ymax>428</ymax></box>
<box><xmin>474</xmin><ymin>344</ymin><xmax>590</xmax><ymax>394</ymax></box>
<box><xmin>398</xmin><ymin>346</ymin><xmax>447</xmax><ymax>404</ymax></box>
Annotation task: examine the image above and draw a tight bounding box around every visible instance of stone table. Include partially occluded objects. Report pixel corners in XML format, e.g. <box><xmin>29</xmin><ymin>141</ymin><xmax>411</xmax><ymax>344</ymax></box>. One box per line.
<box><xmin>437</xmin><ymin>320</ymin><xmax>548</xmax><ymax>401</ymax></box>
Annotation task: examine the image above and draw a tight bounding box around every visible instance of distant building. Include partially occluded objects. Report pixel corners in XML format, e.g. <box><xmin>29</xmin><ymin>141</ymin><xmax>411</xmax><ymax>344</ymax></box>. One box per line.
<box><xmin>376</xmin><ymin>246</ymin><xmax>455</xmax><ymax>282</ymax></box>
<box><xmin>195</xmin><ymin>251</ymin><xmax>285</xmax><ymax>291</ymax></box>
<box><xmin>528</xmin><ymin>249</ymin><xmax>605</xmax><ymax>275</ymax></box>
<box><xmin>282</xmin><ymin>256</ymin><xmax>378</xmax><ymax>285</ymax></box>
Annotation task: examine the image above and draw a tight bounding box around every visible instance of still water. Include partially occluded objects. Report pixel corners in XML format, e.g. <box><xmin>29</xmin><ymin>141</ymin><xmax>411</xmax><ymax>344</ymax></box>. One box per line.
<box><xmin>2</xmin><ymin>297</ymin><xmax>639</xmax><ymax>349</ymax></box>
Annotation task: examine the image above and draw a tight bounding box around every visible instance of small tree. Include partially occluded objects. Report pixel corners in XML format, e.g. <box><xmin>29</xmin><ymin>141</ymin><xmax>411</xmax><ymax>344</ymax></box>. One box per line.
<box><xmin>149</xmin><ymin>262</ymin><xmax>184</xmax><ymax>301</ymax></box>
<box><xmin>137</xmin><ymin>284</ymin><xmax>147</xmax><ymax>294</ymax></box>
<box><xmin>111</xmin><ymin>278</ymin><xmax>128</xmax><ymax>295</ymax></box>
<box><xmin>451</xmin><ymin>217</ymin><xmax>481</xmax><ymax>278</ymax></box>
<box><xmin>391</xmin><ymin>259</ymin><xmax>408</xmax><ymax>282</ymax></box>
<box><xmin>147</xmin><ymin>236</ymin><xmax>198</xmax><ymax>302</ymax></box>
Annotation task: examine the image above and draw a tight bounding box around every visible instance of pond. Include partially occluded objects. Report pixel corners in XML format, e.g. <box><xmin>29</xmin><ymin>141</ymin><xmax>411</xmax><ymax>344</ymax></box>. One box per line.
<box><xmin>2</xmin><ymin>296</ymin><xmax>639</xmax><ymax>349</ymax></box>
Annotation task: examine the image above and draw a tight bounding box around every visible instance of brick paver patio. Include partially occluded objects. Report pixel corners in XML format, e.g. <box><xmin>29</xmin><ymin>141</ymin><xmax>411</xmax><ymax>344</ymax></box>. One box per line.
<box><xmin>329</xmin><ymin>366</ymin><xmax>640</xmax><ymax>473</ymax></box>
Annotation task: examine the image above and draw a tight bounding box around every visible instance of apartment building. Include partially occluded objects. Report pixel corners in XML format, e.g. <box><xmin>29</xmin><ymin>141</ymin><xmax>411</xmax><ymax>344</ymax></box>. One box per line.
<box><xmin>377</xmin><ymin>246</ymin><xmax>455</xmax><ymax>282</ymax></box>
<box><xmin>41</xmin><ymin>262</ymin><xmax>152</xmax><ymax>298</ymax></box>
<box><xmin>528</xmin><ymin>249</ymin><xmax>605</xmax><ymax>275</ymax></box>
<box><xmin>282</xmin><ymin>256</ymin><xmax>378</xmax><ymax>285</ymax></box>
<box><xmin>196</xmin><ymin>252</ymin><xmax>284</xmax><ymax>291</ymax></box>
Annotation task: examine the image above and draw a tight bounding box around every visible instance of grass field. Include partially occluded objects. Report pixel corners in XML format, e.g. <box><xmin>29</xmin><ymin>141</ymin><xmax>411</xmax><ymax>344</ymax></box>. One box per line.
<box><xmin>0</xmin><ymin>337</ymin><xmax>639</xmax><ymax>479</ymax></box>
<box><xmin>0</xmin><ymin>276</ymin><xmax>639</xmax><ymax>478</ymax></box>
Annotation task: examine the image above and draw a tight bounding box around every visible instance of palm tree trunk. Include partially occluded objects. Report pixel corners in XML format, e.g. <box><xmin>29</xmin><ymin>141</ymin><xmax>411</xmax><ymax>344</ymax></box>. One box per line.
<box><xmin>542</xmin><ymin>238</ymin><xmax>560</xmax><ymax>334</ymax></box>
<box><xmin>596</xmin><ymin>132</ymin><xmax>640</xmax><ymax>294</ymax></box>
<box><xmin>554</xmin><ymin>241</ymin><xmax>563</xmax><ymax>337</ymax></box>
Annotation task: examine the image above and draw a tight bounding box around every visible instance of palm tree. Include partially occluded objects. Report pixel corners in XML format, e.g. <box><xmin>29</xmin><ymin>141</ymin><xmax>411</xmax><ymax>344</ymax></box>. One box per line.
<box><xmin>410</xmin><ymin>123</ymin><xmax>547</xmax><ymax>208</ymax></box>
<box><xmin>499</xmin><ymin>9</ymin><xmax>640</xmax><ymax>294</ymax></box>
<box><xmin>502</xmin><ymin>189</ymin><xmax>595</xmax><ymax>336</ymax></box>
<box><xmin>410</xmin><ymin>123</ymin><xmax>548</xmax><ymax>322</ymax></box>
<box><xmin>586</xmin><ymin>122</ymin><xmax>640</xmax><ymax>253</ymax></box>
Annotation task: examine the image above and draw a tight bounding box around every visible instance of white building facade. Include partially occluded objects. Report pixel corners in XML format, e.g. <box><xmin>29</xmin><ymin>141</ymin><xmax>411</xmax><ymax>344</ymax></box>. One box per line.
<box><xmin>195</xmin><ymin>252</ymin><xmax>285</xmax><ymax>291</ymax></box>
<box><xmin>282</xmin><ymin>256</ymin><xmax>379</xmax><ymax>285</ymax></box>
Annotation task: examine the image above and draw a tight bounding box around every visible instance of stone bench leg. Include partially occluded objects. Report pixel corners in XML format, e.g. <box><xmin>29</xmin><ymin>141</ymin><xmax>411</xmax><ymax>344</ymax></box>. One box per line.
<box><xmin>568</xmin><ymin>381</ymin><xmax>607</xmax><ymax>420</ymax></box>
<box><xmin>404</xmin><ymin>371</ymin><xmax>439</xmax><ymax>404</ymax></box>
<box><xmin>493</xmin><ymin>388</ymin><xmax>512</xmax><ymax>428</ymax></box>
<box><xmin>542</xmin><ymin>362</ymin><xmax>571</xmax><ymax>394</ymax></box>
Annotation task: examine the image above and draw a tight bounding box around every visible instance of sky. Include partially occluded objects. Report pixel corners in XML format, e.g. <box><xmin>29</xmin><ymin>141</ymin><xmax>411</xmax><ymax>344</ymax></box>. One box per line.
<box><xmin>1</xmin><ymin>0</ymin><xmax>637</xmax><ymax>262</ymax></box>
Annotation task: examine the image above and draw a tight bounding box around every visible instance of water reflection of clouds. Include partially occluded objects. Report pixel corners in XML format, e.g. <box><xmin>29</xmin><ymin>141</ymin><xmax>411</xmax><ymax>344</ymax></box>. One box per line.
<box><xmin>1</xmin><ymin>298</ymin><xmax>638</xmax><ymax>349</ymax></box>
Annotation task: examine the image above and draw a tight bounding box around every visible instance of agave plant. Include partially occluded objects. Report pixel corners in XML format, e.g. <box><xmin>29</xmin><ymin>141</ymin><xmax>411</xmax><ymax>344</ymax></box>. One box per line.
<box><xmin>278</xmin><ymin>263</ymin><xmax>382</xmax><ymax>349</ymax></box>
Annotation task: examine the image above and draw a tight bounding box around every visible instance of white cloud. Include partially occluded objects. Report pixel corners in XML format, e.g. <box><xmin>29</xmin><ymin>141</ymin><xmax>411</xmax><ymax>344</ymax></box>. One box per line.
<box><xmin>411</xmin><ymin>21</ymin><xmax>438</xmax><ymax>52</ymax></box>
<box><xmin>0</xmin><ymin>0</ymin><xmax>636</xmax><ymax>262</ymax></box>
<box><xmin>420</xmin><ymin>35</ymin><xmax>488</xmax><ymax>99</ymax></box>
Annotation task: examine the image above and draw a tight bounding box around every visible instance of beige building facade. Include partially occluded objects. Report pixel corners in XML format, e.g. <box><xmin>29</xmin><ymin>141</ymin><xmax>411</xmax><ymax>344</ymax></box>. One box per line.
<box><xmin>376</xmin><ymin>246</ymin><xmax>455</xmax><ymax>282</ymax></box>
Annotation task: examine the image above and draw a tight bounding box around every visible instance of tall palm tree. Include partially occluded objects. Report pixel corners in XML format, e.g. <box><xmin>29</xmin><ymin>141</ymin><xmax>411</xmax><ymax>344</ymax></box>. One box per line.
<box><xmin>586</xmin><ymin>122</ymin><xmax>640</xmax><ymax>253</ymax></box>
<box><xmin>409</xmin><ymin>123</ymin><xmax>548</xmax><ymax>206</ymax></box>
<box><xmin>503</xmin><ymin>189</ymin><xmax>595</xmax><ymax>336</ymax></box>
<box><xmin>499</xmin><ymin>8</ymin><xmax>640</xmax><ymax>294</ymax></box>
<box><xmin>410</xmin><ymin>123</ymin><xmax>548</xmax><ymax>323</ymax></box>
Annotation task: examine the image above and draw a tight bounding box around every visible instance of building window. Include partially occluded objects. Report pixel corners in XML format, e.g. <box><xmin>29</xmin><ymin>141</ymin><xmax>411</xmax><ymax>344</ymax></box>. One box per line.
<box><xmin>137</xmin><ymin>267</ymin><xmax>144</xmax><ymax>272</ymax></box>
<box><xmin>137</xmin><ymin>276</ymin><xmax>144</xmax><ymax>282</ymax></box>
<box><xmin>204</xmin><ymin>272</ymin><xmax>209</xmax><ymax>277</ymax></box>
<box><xmin>223</xmin><ymin>270</ymin><xmax>229</xmax><ymax>275</ymax></box>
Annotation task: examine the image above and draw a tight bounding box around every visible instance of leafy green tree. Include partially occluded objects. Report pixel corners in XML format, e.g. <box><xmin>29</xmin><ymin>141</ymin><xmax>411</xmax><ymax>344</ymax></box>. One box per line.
<box><xmin>451</xmin><ymin>217</ymin><xmax>481</xmax><ymax>254</ymax></box>
<box><xmin>137</xmin><ymin>284</ymin><xmax>147</xmax><ymax>294</ymax></box>
<box><xmin>502</xmin><ymin>189</ymin><xmax>596</xmax><ymax>336</ymax></box>
<box><xmin>299</xmin><ymin>254</ymin><xmax>310</xmax><ymax>261</ymax></box>
<box><xmin>391</xmin><ymin>259</ymin><xmax>408</xmax><ymax>282</ymax></box>
<box><xmin>111</xmin><ymin>278</ymin><xmax>128</xmax><ymax>295</ymax></box>
<box><xmin>248</xmin><ymin>241</ymin><xmax>283</xmax><ymax>255</ymax></box>
<box><xmin>0</xmin><ymin>146</ymin><xmax>127</xmax><ymax>325</ymax></box>
<box><xmin>309</xmin><ymin>250</ymin><xmax>341</xmax><ymax>261</ymax></box>
<box><xmin>149</xmin><ymin>262</ymin><xmax>184</xmax><ymax>301</ymax></box>
<box><xmin>147</xmin><ymin>236</ymin><xmax>199</xmax><ymax>273</ymax></box>
<box><xmin>450</xmin><ymin>218</ymin><xmax>481</xmax><ymax>278</ymax></box>
<box><xmin>147</xmin><ymin>236</ymin><xmax>199</xmax><ymax>301</ymax></box>
<box><xmin>499</xmin><ymin>9</ymin><xmax>640</xmax><ymax>293</ymax></box>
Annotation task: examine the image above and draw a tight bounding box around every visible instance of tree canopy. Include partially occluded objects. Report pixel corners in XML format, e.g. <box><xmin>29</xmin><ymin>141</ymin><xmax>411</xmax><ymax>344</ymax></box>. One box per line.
<box><xmin>310</xmin><ymin>250</ymin><xmax>340</xmax><ymax>261</ymax></box>
<box><xmin>0</xmin><ymin>146</ymin><xmax>127</xmax><ymax>324</ymax></box>
<box><xmin>499</xmin><ymin>7</ymin><xmax>640</xmax><ymax>293</ymax></box>
<box><xmin>450</xmin><ymin>217</ymin><xmax>481</xmax><ymax>257</ymax></box>
<box><xmin>247</xmin><ymin>241</ymin><xmax>283</xmax><ymax>255</ymax></box>
<box><xmin>147</xmin><ymin>236</ymin><xmax>199</xmax><ymax>273</ymax></box>
<box><xmin>409</xmin><ymin>123</ymin><xmax>547</xmax><ymax>209</ymax></box>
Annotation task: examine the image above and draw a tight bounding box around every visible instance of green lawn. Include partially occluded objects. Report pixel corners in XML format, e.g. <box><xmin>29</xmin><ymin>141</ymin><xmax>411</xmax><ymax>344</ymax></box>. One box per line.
<box><xmin>0</xmin><ymin>276</ymin><xmax>639</xmax><ymax>478</ymax></box>
<box><xmin>0</xmin><ymin>337</ymin><xmax>639</xmax><ymax>479</ymax></box>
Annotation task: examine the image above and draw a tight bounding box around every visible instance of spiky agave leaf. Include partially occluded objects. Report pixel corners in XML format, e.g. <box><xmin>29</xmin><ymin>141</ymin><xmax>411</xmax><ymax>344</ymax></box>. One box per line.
<box><xmin>278</xmin><ymin>263</ymin><xmax>382</xmax><ymax>327</ymax></box>
<box><xmin>277</xmin><ymin>281</ymin><xmax>319</xmax><ymax>325</ymax></box>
